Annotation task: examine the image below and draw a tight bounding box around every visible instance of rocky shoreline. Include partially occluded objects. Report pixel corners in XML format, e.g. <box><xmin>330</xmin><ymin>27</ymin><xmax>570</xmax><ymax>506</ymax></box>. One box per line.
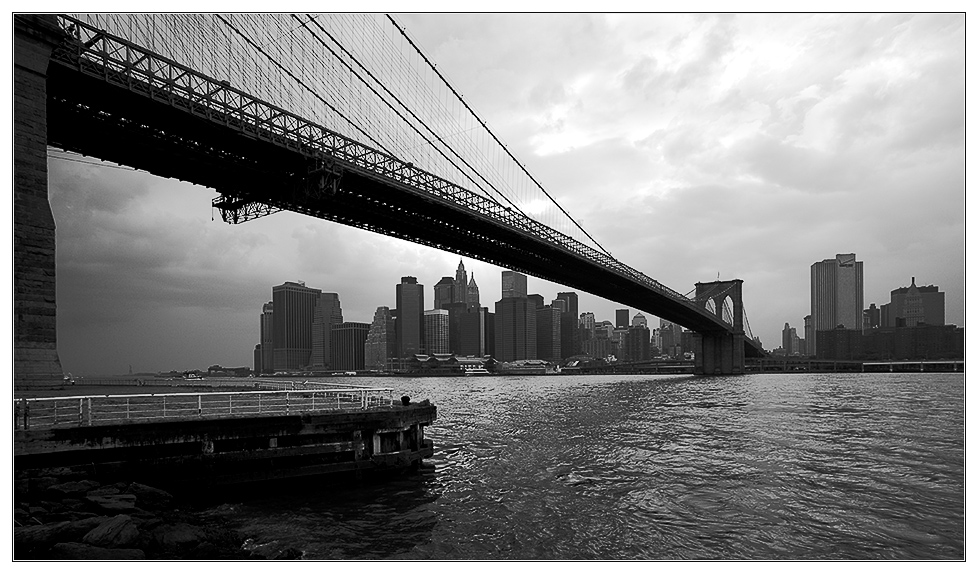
<box><xmin>14</xmin><ymin>468</ymin><xmax>301</xmax><ymax>560</ymax></box>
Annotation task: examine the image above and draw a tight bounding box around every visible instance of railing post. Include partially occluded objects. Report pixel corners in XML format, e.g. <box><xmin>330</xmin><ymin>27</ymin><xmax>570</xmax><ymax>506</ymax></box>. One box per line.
<box><xmin>258</xmin><ymin>393</ymin><xmax>262</xmax><ymax>414</ymax></box>
<box><xmin>361</xmin><ymin>390</ymin><xmax>367</xmax><ymax>409</ymax></box>
<box><xmin>286</xmin><ymin>392</ymin><xmax>290</xmax><ymax>415</ymax></box>
<box><xmin>228</xmin><ymin>393</ymin><xmax>233</xmax><ymax>415</ymax></box>
<box><xmin>198</xmin><ymin>394</ymin><xmax>202</xmax><ymax>417</ymax></box>
<box><xmin>86</xmin><ymin>398</ymin><xmax>92</xmax><ymax>426</ymax></box>
<box><xmin>78</xmin><ymin>398</ymin><xmax>84</xmax><ymax>425</ymax></box>
<box><xmin>126</xmin><ymin>397</ymin><xmax>130</xmax><ymax>420</ymax></box>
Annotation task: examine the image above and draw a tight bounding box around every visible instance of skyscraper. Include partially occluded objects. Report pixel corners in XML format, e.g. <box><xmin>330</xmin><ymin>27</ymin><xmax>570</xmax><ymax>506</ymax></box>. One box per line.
<box><xmin>536</xmin><ymin>304</ymin><xmax>561</xmax><ymax>361</ymax></box>
<box><xmin>309</xmin><ymin>292</ymin><xmax>343</xmax><ymax>370</ymax></box>
<box><xmin>495</xmin><ymin>297</ymin><xmax>537</xmax><ymax>361</ymax></box>
<box><xmin>811</xmin><ymin>253</ymin><xmax>864</xmax><ymax>356</ymax></box>
<box><xmin>624</xmin><ymin>325</ymin><xmax>651</xmax><ymax>362</ymax></box>
<box><xmin>466</xmin><ymin>273</ymin><xmax>481</xmax><ymax>310</ymax></box>
<box><xmin>454</xmin><ymin>260</ymin><xmax>468</xmax><ymax>305</ymax></box>
<box><xmin>554</xmin><ymin>292</ymin><xmax>580</xmax><ymax>359</ymax></box>
<box><xmin>880</xmin><ymin>277</ymin><xmax>945</xmax><ymax>327</ymax></box>
<box><xmin>272</xmin><ymin>281</ymin><xmax>322</xmax><ymax>371</ymax></box>
<box><xmin>459</xmin><ymin>306</ymin><xmax>487</xmax><ymax>357</ymax></box>
<box><xmin>495</xmin><ymin>270</ymin><xmax>535</xmax><ymax>361</ymax></box>
<box><xmin>424</xmin><ymin>309</ymin><xmax>450</xmax><ymax>354</ymax></box>
<box><xmin>501</xmin><ymin>270</ymin><xmax>527</xmax><ymax>299</ymax></box>
<box><xmin>616</xmin><ymin>309</ymin><xmax>629</xmax><ymax>329</ymax></box>
<box><xmin>631</xmin><ymin>313</ymin><xmax>648</xmax><ymax>329</ymax></box>
<box><xmin>330</xmin><ymin>322</ymin><xmax>369</xmax><ymax>371</ymax></box>
<box><xmin>259</xmin><ymin>301</ymin><xmax>273</xmax><ymax>373</ymax></box>
<box><xmin>781</xmin><ymin>322</ymin><xmax>800</xmax><ymax>356</ymax></box>
<box><xmin>395</xmin><ymin>276</ymin><xmax>424</xmax><ymax>357</ymax></box>
<box><xmin>433</xmin><ymin>277</ymin><xmax>455</xmax><ymax>310</ymax></box>
<box><xmin>364</xmin><ymin>306</ymin><xmax>396</xmax><ymax>371</ymax></box>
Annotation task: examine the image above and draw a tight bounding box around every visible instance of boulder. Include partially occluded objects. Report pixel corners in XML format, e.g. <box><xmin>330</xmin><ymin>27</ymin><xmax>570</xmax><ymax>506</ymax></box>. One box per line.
<box><xmin>151</xmin><ymin>522</ymin><xmax>206</xmax><ymax>551</ymax></box>
<box><xmin>82</xmin><ymin>514</ymin><xmax>140</xmax><ymax>548</ymax></box>
<box><xmin>87</xmin><ymin>485</ymin><xmax>122</xmax><ymax>497</ymax></box>
<box><xmin>45</xmin><ymin>480</ymin><xmax>100</xmax><ymax>499</ymax></box>
<box><xmin>47</xmin><ymin>542</ymin><xmax>146</xmax><ymax>560</ymax></box>
<box><xmin>125</xmin><ymin>482</ymin><xmax>175</xmax><ymax>510</ymax></box>
<box><xmin>14</xmin><ymin>516</ymin><xmax>106</xmax><ymax>557</ymax></box>
<box><xmin>86</xmin><ymin>494</ymin><xmax>137</xmax><ymax>514</ymax></box>
<box><xmin>28</xmin><ymin>476</ymin><xmax>60</xmax><ymax>493</ymax></box>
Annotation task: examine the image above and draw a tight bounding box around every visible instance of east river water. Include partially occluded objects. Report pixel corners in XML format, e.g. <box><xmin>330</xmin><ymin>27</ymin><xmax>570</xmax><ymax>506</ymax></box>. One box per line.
<box><xmin>196</xmin><ymin>373</ymin><xmax>964</xmax><ymax>560</ymax></box>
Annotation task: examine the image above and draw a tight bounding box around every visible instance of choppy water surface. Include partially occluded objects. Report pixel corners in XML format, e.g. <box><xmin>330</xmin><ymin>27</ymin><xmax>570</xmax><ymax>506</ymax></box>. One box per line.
<box><xmin>200</xmin><ymin>373</ymin><xmax>964</xmax><ymax>560</ymax></box>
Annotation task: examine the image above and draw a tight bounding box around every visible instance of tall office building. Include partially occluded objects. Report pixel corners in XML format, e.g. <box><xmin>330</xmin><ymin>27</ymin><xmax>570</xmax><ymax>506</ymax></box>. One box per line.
<box><xmin>459</xmin><ymin>306</ymin><xmax>488</xmax><ymax>357</ymax></box>
<box><xmin>616</xmin><ymin>309</ymin><xmax>630</xmax><ymax>329</ymax></box>
<box><xmin>811</xmin><ymin>253</ymin><xmax>864</xmax><ymax>356</ymax></box>
<box><xmin>424</xmin><ymin>309</ymin><xmax>450</xmax><ymax>354</ymax></box>
<box><xmin>659</xmin><ymin>319</ymin><xmax>682</xmax><ymax>357</ymax></box>
<box><xmin>309</xmin><ymin>292</ymin><xmax>343</xmax><ymax>370</ymax></box>
<box><xmin>442</xmin><ymin>301</ymin><xmax>468</xmax><ymax>354</ymax></box>
<box><xmin>330</xmin><ymin>322</ymin><xmax>369</xmax><ymax>371</ymax></box>
<box><xmin>554</xmin><ymin>292</ymin><xmax>580</xmax><ymax>359</ymax></box>
<box><xmin>631</xmin><ymin>313</ymin><xmax>648</xmax><ymax>329</ymax></box>
<box><xmin>536</xmin><ymin>304</ymin><xmax>561</xmax><ymax>361</ymax></box>
<box><xmin>272</xmin><ymin>281</ymin><xmax>322</xmax><ymax>371</ymax></box>
<box><xmin>579</xmin><ymin>312</ymin><xmax>596</xmax><ymax>342</ymax></box>
<box><xmin>454</xmin><ymin>260</ymin><xmax>468</xmax><ymax>304</ymax></box>
<box><xmin>395</xmin><ymin>276</ymin><xmax>424</xmax><ymax>357</ymax></box>
<box><xmin>611</xmin><ymin>327</ymin><xmax>629</xmax><ymax>358</ymax></box>
<box><xmin>863</xmin><ymin>303</ymin><xmax>881</xmax><ymax>330</ymax></box>
<box><xmin>803</xmin><ymin>315</ymin><xmax>813</xmax><ymax>357</ymax></box>
<box><xmin>880</xmin><ymin>277</ymin><xmax>945</xmax><ymax>327</ymax></box>
<box><xmin>495</xmin><ymin>297</ymin><xmax>537</xmax><ymax>361</ymax></box>
<box><xmin>364</xmin><ymin>306</ymin><xmax>396</xmax><ymax>371</ymax></box>
<box><xmin>781</xmin><ymin>322</ymin><xmax>800</xmax><ymax>356</ymax></box>
<box><xmin>624</xmin><ymin>325</ymin><xmax>651</xmax><ymax>362</ymax></box>
<box><xmin>258</xmin><ymin>301</ymin><xmax>274</xmax><ymax>373</ymax></box>
<box><xmin>495</xmin><ymin>270</ymin><xmax>535</xmax><ymax>361</ymax></box>
<box><xmin>433</xmin><ymin>277</ymin><xmax>455</xmax><ymax>310</ymax></box>
<box><xmin>466</xmin><ymin>273</ymin><xmax>481</xmax><ymax>310</ymax></box>
<box><xmin>501</xmin><ymin>270</ymin><xmax>528</xmax><ymax>299</ymax></box>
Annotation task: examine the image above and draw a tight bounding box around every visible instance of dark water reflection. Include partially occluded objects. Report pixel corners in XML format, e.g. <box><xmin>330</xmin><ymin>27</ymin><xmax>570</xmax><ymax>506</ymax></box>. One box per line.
<box><xmin>202</xmin><ymin>373</ymin><xmax>963</xmax><ymax>560</ymax></box>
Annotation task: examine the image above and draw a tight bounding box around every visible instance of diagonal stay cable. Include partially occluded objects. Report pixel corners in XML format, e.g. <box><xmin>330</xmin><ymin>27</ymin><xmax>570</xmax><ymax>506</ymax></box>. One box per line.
<box><xmin>386</xmin><ymin>13</ymin><xmax>615</xmax><ymax>260</ymax></box>
<box><xmin>296</xmin><ymin>14</ymin><xmax>526</xmax><ymax>217</ymax></box>
<box><xmin>214</xmin><ymin>14</ymin><xmax>394</xmax><ymax>157</ymax></box>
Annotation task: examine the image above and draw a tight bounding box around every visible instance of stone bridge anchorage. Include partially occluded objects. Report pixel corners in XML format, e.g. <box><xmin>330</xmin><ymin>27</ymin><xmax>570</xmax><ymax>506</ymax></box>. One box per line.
<box><xmin>13</xmin><ymin>15</ymin><xmax>763</xmax><ymax>388</ymax></box>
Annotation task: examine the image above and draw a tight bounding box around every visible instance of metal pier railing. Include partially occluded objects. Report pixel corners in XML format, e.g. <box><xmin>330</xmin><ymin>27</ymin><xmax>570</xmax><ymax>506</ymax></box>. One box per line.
<box><xmin>13</xmin><ymin>387</ymin><xmax>396</xmax><ymax>430</ymax></box>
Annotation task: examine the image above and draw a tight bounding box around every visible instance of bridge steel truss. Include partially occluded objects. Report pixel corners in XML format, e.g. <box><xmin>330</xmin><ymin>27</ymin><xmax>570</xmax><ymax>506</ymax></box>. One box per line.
<box><xmin>45</xmin><ymin>15</ymin><xmax>756</xmax><ymax>348</ymax></box>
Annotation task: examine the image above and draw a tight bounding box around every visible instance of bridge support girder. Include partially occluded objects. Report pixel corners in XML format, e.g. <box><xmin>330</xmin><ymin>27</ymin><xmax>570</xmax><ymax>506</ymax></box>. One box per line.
<box><xmin>14</xmin><ymin>15</ymin><xmax>66</xmax><ymax>389</ymax></box>
<box><xmin>691</xmin><ymin>279</ymin><xmax>745</xmax><ymax>376</ymax></box>
<box><xmin>693</xmin><ymin>331</ymin><xmax>745</xmax><ymax>376</ymax></box>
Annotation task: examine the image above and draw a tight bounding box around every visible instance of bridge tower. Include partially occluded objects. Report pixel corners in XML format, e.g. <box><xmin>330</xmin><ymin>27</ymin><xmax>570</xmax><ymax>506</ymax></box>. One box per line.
<box><xmin>14</xmin><ymin>15</ymin><xmax>66</xmax><ymax>389</ymax></box>
<box><xmin>692</xmin><ymin>279</ymin><xmax>745</xmax><ymax>376</ymax></box>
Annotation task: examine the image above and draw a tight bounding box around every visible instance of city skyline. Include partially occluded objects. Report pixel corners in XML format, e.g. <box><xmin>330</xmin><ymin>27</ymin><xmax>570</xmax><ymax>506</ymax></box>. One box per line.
<box><xmin>38</xmin><ymin>13</ymin><xmax>964</xmax><ymax>375</ymax></box>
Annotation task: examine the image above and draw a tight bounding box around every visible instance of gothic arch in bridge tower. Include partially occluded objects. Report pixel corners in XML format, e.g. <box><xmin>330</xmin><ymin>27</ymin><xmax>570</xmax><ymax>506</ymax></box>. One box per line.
<box><xmin>692</xmin><ymin>280</ymin><xmax>745</xmax><ymax>376</ymax></box>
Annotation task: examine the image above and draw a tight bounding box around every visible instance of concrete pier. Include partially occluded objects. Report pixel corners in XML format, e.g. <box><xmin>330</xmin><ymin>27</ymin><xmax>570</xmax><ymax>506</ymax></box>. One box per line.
<box><xmin>15</xmin><ymin>402</ymin><xmax>437</xmax><ymax>491</ymax></box>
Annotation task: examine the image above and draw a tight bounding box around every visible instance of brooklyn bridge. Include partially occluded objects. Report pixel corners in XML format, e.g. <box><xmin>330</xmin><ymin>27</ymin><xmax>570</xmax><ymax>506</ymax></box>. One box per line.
<box><xmin>14</xmin><ymin>14</ymin><xmax>764</xmax><ymax>387</ymax></box>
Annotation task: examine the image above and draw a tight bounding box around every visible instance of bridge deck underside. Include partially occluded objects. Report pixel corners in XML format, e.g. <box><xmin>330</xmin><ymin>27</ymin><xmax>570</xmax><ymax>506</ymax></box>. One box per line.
<box><xmin>46</xmin><ymin>62</ymin><xmax>747</xmax><ymax>338</ymax></box>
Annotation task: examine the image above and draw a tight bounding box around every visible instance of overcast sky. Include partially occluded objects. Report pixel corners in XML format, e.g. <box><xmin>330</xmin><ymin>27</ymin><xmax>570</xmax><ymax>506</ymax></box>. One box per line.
<box><xmin>39</xmin><ymin>12</ymin><xmax>964</xmax><ymax>376</ymax></box>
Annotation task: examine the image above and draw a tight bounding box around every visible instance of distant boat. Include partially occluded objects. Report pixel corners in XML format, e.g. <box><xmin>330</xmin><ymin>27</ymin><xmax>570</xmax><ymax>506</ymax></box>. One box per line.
<box><xmin>462</xmin><ymin>367</ymin><xmax>492</xmax><ymax>376</ymax></box>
